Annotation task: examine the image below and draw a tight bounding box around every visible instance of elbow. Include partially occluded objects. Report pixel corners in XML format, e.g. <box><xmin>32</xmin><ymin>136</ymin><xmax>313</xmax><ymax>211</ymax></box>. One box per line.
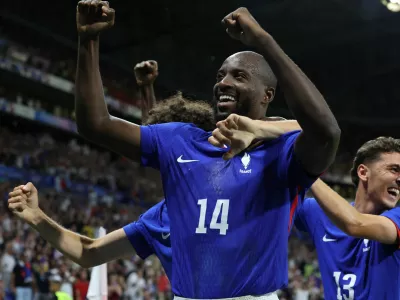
<box><xmin>76</xmin><ymin>116</ymin><xmax>109</xmax><ymax>141</ymax></box>
<box><xmin>325</xmin><ymin>122</ymin><xmax>341</xmax><ymax>147</ymax></box>
<box><xmin>79</xmin><ymin>239</ymin><xmax>102</xmax><ymax>269</ymax></box>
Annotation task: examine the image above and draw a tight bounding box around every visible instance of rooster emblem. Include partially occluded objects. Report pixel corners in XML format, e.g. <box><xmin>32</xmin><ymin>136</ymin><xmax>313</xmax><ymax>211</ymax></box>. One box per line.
<box><xmin>241</xmin><ymin>152</ymin><xmax>251</xmax><ymax>170</ymax></box>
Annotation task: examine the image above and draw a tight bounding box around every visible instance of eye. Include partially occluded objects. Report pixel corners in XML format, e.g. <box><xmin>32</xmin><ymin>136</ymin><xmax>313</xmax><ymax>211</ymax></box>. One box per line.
<box><xmin>216</xmin><ymin>72</ymin><xmax>225</xmax><ymax>82</ymax></box>
<box><xmin>235</xmin><ymin>72</ymin><xmax>247</xmax><ymax>81</ymax></box>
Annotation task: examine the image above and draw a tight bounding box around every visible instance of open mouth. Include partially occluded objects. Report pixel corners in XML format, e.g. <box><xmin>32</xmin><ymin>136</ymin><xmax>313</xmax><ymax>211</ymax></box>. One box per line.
<box><xmin>218</xmin><ymin>94</ymin><xmax>236</xmax><ymax>103</ymax></box>
<box><xmin>388</xmin><ymin>187</ymin><xmax>400</xmax><ymax>198</ymax></box>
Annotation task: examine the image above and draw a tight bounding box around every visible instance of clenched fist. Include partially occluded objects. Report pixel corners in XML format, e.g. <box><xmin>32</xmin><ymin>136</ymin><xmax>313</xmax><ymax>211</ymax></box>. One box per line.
<box><xmin>8</xmin><ymin>183</ymin><xmax>42</xmax><ymax>225</ymax></box>
<box><xmin>208</xmin><ymin>114</ymin><xmax>259</xmax><ymax>160</ymax></box>
<box><xmin>222</xmin><ymin>7</ymin><xmax>267</xmax><ymax>47</ymax></box>
<box><xmin>134</xmin><ymin>60</ymin><xmax>159</xmax><ymax>86</ymax></box>
<box><xmin>77</xmin><ymin>0</ymin><xmax>115</xmax><ymax>37</ymax></box>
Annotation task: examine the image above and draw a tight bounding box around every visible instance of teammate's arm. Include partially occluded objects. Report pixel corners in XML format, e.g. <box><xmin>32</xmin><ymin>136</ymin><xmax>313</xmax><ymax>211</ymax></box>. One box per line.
<box><xmin>75</xmin><ymin>1</ymin><xmax>142</xmax><ymax>161</ymax></box>
<box><xmin>8</xmin><ymin>183</ymin><xmax>136</xmax><ymax>268</ymax></box>
<box><xmin>134</xmin><ymin>60</ymin><xmax>158</xmax><ymax>123</ymax></box>
<box><xmin>222</xmin><ymin>8</ymin><xmax>340</xmax><ymax>175</ymax></box>
<box><xmin>209</xmin><ymin>115</ymin><xmax>302</xmax><ymax>159</ymax></box>
<box><xmin>311</xmin><ymin>179</ymin><xmax>399</xmax><ymax>245</ymax></box>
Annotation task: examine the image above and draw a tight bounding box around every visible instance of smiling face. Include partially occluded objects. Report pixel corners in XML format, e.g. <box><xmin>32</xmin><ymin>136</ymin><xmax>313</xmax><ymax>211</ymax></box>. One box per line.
<box><xmin>213</xmin><ymin>51</ymin><xmax>276</xmax><ymax>121</ymax></box>
<box><xmin>358</xmin><ymin>152</ymin><xmax>400</xmax><ymax>210</ymax></box>
<box><xmin>351</xmin><ymin>137</ymin><xmax>400</xmax><ymax>211</ymax></box>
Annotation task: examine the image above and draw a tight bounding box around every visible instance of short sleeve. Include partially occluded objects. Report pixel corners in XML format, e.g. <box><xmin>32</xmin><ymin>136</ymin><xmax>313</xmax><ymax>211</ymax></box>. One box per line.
<box><xmin>294</xmin><ymin>197</ymin><xmax>320</xmax><ymax>238</ymax></box>
<box><xmin>123</xmin><ymin>221</ymin><xmax>154</xmax><ymax>260</ymax></box>
<box><xmin>278</xmin><ymin>131</ymin><xmax>319</xmax><ymax>189</ymax></box>
<box><xmin>123</xmin><ymin>201</ymin><xmax>170</xmax><ymax>260</ymax></box>
<box><xmin>382</xmin><ymin>207</ymin><xmax>400</xmax><ymax>248</ymax></box>
<box><xmin>140</xmin><ymin>122</ymin><xmax>188</xmax><ymax>169</ymax></box>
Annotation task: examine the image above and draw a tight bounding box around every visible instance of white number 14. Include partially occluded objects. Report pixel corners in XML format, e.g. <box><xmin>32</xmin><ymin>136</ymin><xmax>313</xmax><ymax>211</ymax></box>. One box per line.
<box><xmin>196</xmin><ymin>199</ymin><xmax>230</xmax><ymax>235</ymax></box>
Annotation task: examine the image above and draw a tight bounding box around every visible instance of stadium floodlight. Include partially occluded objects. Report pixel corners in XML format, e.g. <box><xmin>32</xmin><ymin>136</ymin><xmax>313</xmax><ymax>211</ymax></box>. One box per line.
<box><xmin>382</xmin><ymin>0</ymin><xmax>400</xmax><ymax>12</ymax></box>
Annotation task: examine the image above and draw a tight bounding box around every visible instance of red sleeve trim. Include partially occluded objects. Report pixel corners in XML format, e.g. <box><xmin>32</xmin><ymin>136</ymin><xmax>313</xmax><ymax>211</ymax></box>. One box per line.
<box><xmin>388</xmin><ymin>218</ymin><xmax>400</xmax><ymax>249</ymax></box>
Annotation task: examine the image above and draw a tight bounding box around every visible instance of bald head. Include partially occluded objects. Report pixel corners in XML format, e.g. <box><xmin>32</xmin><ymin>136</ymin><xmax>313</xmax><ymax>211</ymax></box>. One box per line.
<box><xmin>225</xmin><ymin>51</ymin><xmax>277</xmax><ymax>89</ymax></box>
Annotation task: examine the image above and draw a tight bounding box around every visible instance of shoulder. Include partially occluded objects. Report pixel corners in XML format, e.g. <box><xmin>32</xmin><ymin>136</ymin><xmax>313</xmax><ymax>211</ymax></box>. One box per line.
<box><xmin>382</xmin><ymin>207</ymin><xmax>400</xmax><ymax>221</ymax></box>
<box><xmin>141</xmin><ymin>122</ymin><xmax>207</xmax><ymax>136</ymax></box>
<box><xmin>140</xmin><ymin>199</ymin><xmax>169</xmax><ymax>227</ymax></box>
<box><xmin>299</xmin><ymin>197</ymin><xmax>319</xmax><ymax>213</ymax></box>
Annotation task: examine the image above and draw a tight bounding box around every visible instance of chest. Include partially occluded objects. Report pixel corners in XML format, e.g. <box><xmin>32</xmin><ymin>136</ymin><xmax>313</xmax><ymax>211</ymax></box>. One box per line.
<box><xmin>314</xmin><ymin>219</ymin><xmax>400</xmax><ymax>299</ymax></box>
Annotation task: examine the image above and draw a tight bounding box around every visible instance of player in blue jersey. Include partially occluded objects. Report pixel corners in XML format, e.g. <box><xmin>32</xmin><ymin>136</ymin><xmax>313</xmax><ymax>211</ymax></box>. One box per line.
<box><xmin>75</xmin><ymin>2</ymin><xmax>340</xmax><ymax>298</ymax></box>
<box><xmin>215</xmin><ymin>118</ymin><xmax>400</xmax><ymax>299</ymax></box>
<box><xmin>294</xmin><ymin>137</ymin><xmax>400</xmax><ymax>300</ymax></box>
<box><xmin>6</xmin><ymin>94</ymin><xmax>216</xmax><ymax>282</ymax></box>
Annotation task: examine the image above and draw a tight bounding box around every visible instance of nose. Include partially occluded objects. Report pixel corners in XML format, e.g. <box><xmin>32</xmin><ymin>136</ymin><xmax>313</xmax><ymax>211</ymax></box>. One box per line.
<box><xmin>217</xmin><ymin>75</ymin><xmax>234</xmax><ymax>92</ymax></box>
<box><xmin>396</xmin><ymin>176</ymin><xmax>400</xmax><ymax>186</ymax></box>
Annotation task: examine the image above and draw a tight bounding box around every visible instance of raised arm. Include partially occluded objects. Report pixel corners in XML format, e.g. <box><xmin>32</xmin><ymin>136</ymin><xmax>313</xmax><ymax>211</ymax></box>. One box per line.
<box><xmin>222</xmin><ymin>8</ymin><xmax>341</xmax><ymax>175</ymax></box>
<box><xmin>75</xmin><ymin>1</ymin><xmax>141</xmax><ymax>161</ymax></box>
<box><xmin>311</xmin><ymin>179</ymin><xmax>399</xmax><ymax>245</ymax></box>
<box><xmin>8</xmin><ymin>183</ymin><xmax>135</xmax><ymax>268</ymax></box>
<box><xmin>134</xmin><ymin>60</ymin><xmax>158</xmax><ymax>123</ymax></box>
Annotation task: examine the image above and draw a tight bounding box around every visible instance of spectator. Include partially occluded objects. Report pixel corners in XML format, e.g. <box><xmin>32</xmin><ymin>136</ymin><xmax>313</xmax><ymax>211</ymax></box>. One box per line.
<box><xmin>1</xmin><ymin>242</ymin><xmax>15</xmax><ymax>292</ymax></box>
<box><xmin>11</xmin><ymin>252</ymin><xmax>34</xmax><ymax>300</ymax></box>
<box><xmin>73</xmin><ymin>270</ymin><xmax>89</xmax><ymax>300</ymax></box>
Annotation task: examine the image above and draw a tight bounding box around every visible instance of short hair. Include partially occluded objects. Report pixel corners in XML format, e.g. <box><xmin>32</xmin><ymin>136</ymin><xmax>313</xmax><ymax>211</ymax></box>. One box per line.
<box><xmin>144</xmin><ymin>92</ymin><xmax>215</xmax><ymax>131</ymax></box>
<box><xmin>350</xmin><ymin>137</ymin><xmax>400</xmax><ymax>186</ymax></box>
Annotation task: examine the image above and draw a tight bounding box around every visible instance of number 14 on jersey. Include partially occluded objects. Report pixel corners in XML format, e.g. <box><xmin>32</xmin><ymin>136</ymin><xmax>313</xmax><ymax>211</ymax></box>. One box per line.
<box><xmin>196</xmin><ymin>199</ymin><xmax>230</xmax><ymax>235</ymax></box>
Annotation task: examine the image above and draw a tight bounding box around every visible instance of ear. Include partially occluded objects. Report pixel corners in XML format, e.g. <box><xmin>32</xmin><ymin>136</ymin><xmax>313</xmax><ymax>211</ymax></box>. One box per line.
<box><xmin>357</xmin><ymin>164</ymin><xmax>369</xmax><ymax>183</ymax></box>
<box><xmin>261</xmin><ymin>87</ymin><xmax>275</xmax><ymax>105</ymax></box>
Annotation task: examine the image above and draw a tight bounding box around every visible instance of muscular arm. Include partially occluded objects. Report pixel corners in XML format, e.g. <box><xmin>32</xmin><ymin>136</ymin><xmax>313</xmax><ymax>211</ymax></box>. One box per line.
<box><xmin>140</xmin><ymin>84</ymin><xmax>156</xmax><ymax>123</ymax></box>
<box><xmin>75</xmin><ymin>36</ymin><xmax>141</xmax><ymax>161</ymax></box>
<box><xmin>30</xmin><ymin>210</ymin><xmax>134</xmax><ymax>268</ymax></box>
<box><xmin>255</xmin><ymin>34</ymin><xmax>340</xmax><ymax>175</ymax></box>
<box><xmin>311</xmin><ymin>179</ymin><xmax>398</xmax><ymax>244</ymax></box>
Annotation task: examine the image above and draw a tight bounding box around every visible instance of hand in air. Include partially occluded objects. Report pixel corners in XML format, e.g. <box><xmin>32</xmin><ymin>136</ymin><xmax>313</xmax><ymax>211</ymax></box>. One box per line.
<box><xmin>134</xmin><ymin>60</ymin><xmax>159</xmax><ymax>86</ymax></box>
<box><xmin>208</xmin><ymin>114</ymin><xmax>259</xmax><ymax>160</ymax></box>
<box><xmin>222</xmin><ymin>7</ymin><xmax>267</xmax><ymax>47</ymax></box>
<box><xmin>8</xmin><ymin>183</ymin><xmax>41</xmax><ymax>225</ymax></box>
<box><xmin>76</xmin><ymin>0</ymin><xmax>115</xmax><ymax>37</ymax></box>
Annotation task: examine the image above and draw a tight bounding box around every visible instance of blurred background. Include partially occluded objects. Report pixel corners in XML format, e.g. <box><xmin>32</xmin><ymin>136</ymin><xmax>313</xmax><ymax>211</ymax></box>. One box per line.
<box><xmin>0</xmin><ymin>0</ymin><xmax>400</xmax><ymax>299</ymax></box>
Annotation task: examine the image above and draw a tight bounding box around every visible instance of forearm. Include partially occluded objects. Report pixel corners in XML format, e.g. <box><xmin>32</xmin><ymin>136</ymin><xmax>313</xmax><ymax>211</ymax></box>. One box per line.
<box><xmin>311</xmin><ymin>179</ymin><xmax>363</xmax><ymax>234</ymax></box>
<box><xmin>140</xmin><ymin>83</ymin><xmax>156</xmax><ymax>123</ymax></box>
<box><xmin>255</xmin><ymin>33</ymin><xmax>339</xmax><ymax>138</ymax></box>
<box><xmin>75</xmin><ymin>36</ymin><xmax>110</xmax><ymax>135</ymax></box>
<box><xmin>253</xmin><ymin>120</ymin><xmax>301</xmax><ymax>140</ymax></box>
<box><xmin>30</xmin><ymin>210</ymin><xmax>94</xmax><ymax>268</ymax></box>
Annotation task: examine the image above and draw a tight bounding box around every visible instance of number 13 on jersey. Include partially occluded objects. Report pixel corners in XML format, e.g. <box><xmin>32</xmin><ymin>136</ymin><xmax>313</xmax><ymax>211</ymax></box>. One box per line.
<box><xmin>196</xmin><ymin>199</ymin><xmax>230</xmax><ymax>235</ymax></box>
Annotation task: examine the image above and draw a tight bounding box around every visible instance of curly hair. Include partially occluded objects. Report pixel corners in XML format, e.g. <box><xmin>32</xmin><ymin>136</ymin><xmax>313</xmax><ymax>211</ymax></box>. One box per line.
<box><xmin>350</xmin><ymin>137</ymin><xmax>400</xmax><ymax>186</ymax></box>
<box><xmin>143</xmin><ymin>92</ymin><xmax>215</xmax><ymax>131</ymax></box>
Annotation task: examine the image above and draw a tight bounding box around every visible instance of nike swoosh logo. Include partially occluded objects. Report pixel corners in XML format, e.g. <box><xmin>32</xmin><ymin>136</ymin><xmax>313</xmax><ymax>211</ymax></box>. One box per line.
<box><xmin>177</xmin><ymin>155</ymin><xmax>199</xmax><ymax>163</ymax></box>
<box><xmin>322</xmin><ymin>234</ymin><xmax>337</xmax><ymax>242</ymax></box>
<box><xmin>162</xmin><ymin>233</ymin><xmax>170</xmax><ymax>239</ymax></box>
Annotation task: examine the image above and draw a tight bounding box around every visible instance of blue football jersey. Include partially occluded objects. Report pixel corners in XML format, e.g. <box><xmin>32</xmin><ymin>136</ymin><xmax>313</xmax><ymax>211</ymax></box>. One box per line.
<box><xmin>123</xmin><ymin>200</ymin><xmax>172</xmax><ymax>279</ymax></box>
<box><xmin>295</xmin><ymin>198</ymin><xmax>400</xmax><ymax>300</ymax></box>
<box><xmin>140</xmin><ymin>122</ymin><xmax>317</xmax><ymax>298</ymax></box>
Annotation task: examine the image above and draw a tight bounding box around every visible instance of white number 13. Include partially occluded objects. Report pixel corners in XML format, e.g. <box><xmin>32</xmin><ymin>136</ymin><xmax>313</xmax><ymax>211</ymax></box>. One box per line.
<box><xmin>196</xmin><ymin>199</ymin><xmax>230</xmax><ymax>235</ymax></box>
<box><xmin>334</xmin><ymin>271</ymin><xmax>357</xmax><ymax>300</ymax></box>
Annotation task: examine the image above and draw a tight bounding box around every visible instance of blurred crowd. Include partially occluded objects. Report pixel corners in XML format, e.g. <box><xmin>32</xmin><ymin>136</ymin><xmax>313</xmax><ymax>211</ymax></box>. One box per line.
<box><xmin>0</xmin><ymin>126</ymin><xmax>163</xmax><ymax>207</ymax></box>
<box><xmin>0</xmin><ymin>180</ymin><xmax>171</xmax><ymax>300</ymax></box>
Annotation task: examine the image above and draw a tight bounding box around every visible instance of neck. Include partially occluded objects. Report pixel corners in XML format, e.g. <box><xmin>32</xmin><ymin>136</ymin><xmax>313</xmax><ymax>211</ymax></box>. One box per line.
<box><xmin>354</xmin><ymin>185</ymin><xmax>384</xmax><ymax>215</ymax></box>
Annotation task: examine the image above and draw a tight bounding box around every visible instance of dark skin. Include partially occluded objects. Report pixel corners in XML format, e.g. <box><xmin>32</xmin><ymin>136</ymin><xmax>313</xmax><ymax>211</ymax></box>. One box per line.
<box><xmin>75</xmin><ymin>0</ymin><xmax>142</xmax><ymax>161</ymax></box>
<box><xmin>214</xmin><ymin>52</ymin><xmax>275</xmax><ymax>121</ymax></box>
<box><xmin>220</xmin><ymin>8</ymin><xmax>341</xmax><ymax>175</ymax></box>
<box><xmin>75</xmin><ymin>2</ymin><xmax>340</xmax><ymax>176</ymax></box>
<box><xmin>134</xmin><ymin>60</ymin><xmax>158</xmax><ymax>122</ymax></box>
